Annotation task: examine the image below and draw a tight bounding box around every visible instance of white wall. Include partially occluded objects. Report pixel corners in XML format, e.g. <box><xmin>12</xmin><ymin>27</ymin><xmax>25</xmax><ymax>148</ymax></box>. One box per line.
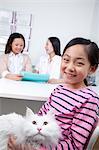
<box><xmin>90</xmin><ymin>0</ymin><xmax>99</xmax><ymax>44</ymax></box>
<box><xmin>0</xmin><ymin>0</ymin><xmax>98</xmax><ymax>65</ymax></box>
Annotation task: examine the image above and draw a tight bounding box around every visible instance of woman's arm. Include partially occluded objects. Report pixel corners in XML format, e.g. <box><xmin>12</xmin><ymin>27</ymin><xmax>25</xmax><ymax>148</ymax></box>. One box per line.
<box><xmin>24</xmin><ymin>55</ymin><xmax>33</xmax><ymax>72</ymax></box>
<box><xmin>47</xmin><ymin>78</ymin><xmax>65</xmax><ymax>84</ymax></box>
<box><xmin>5</xmin><ymin>74</ymin><xmax>23</xmax><ymax>81</ymax></box>
<box><xmin>0</xmin><ymin>54</ymin><xmax>9</xmax><ymax>77</ymax></box>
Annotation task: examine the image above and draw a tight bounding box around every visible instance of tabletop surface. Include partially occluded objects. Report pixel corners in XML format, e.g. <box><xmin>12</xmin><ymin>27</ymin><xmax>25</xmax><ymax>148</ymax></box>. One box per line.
<box><xmin>0</xmin><ymin>78</ymin><xmax>98</xmax><ymax>101</ymax></box>
<box><xmin>0</xmin><ymin>78</ymin><xmax>58</xmax><ymax>101</ymax></box>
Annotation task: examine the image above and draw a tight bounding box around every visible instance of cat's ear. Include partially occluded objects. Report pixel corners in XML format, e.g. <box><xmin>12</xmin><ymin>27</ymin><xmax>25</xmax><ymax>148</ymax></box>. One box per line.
<box><xmin>25</xmin><ymin>107</ymin><xmax>34</xmax><ymax>118</ymax></box>
<box><xmin>47</xmin><ymin>109</ymin><xmax>55</xmax><ymax>117</ymax></box>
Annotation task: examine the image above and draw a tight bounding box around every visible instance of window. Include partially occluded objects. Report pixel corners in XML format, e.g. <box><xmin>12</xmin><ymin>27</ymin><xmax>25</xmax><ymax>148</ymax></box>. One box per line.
<box><xmin>0</xmin><ymin>10</ymin><xmax>33</xmax><ymax>52</ymax></box>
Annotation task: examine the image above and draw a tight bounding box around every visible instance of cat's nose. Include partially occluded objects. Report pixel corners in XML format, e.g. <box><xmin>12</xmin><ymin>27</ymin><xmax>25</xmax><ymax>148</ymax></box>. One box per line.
<box><xmin>37</xmin><ymin>128</ymin><xmax>42</xmax><ymax>132</ymax></box>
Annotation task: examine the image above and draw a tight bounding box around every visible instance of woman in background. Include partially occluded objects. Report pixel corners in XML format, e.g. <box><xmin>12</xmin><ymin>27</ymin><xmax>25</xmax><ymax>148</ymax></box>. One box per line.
<box><xmin>0</xmin><ymin>32</ymin><xmax>33</xmax><ymax>80</ymax></box>
<box><xmin>35</xmin><ymin>37</ymin><xmax>63</xmax><ymax>84</ymax></box>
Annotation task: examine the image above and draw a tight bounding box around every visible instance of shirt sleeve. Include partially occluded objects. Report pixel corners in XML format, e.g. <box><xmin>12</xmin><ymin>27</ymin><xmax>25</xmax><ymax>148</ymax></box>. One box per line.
<box><xmin>24</xmin><ymin>55</ymin><xmax>33</xmax><ymax>72</ymax></box>
<box><xmin>0</xmin><ymin>54</ymin><xmax>10</xmax><ymax>77</ymax></box>
<box><xmin>68</xmin><ymin>96</ymin><xmax>98</xmax><ymax>150</ymax></box>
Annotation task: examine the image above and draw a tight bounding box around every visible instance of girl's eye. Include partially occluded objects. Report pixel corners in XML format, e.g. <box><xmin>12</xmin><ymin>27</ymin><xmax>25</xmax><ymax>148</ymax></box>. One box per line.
<box><xmin>20</xmin><ymin>45</ymin><xmax>23</xmax><ymax>47</ymax></box>
<box><xmin>76</xmin><ymin>62</ymin><xmax>84</xmax><ymax>66</ymax></box>
<box><xmin>43</xmin><ymin>121</ymin><xmax>48</xmax><ymax>125</ymax></box>
<box><xmin>63</xmin><ymin>58</ymin><xmax>69</xmax><ymax>62</ymax></box>
<box><xmin>32</xmin><ymin>121</ymin><xmax>37</xmax><ymax>124</ymax></box>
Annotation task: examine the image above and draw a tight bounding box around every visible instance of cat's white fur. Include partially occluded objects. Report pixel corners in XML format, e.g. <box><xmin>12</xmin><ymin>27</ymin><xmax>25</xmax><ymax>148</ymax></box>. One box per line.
<box><xmin>0</xmin><ymin>107</ymin><xmax>62</xmax><ymax>150</ymax></box>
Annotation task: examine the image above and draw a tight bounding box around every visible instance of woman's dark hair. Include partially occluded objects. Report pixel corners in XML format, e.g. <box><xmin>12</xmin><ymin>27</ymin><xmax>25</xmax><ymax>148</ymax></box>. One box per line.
<box><xmin>5</xmin><ymin>32</ymin><xmax>25</xmax><ymax>54</ymax></box>
<box><xmin>48</xmin><ymin>37</ymin><xmax>61</xmax><ymax>56</ymax></box>
<box><xmin>63</xmin><ymin>37</ymin><xmax>99</xmax><ymax>85</ymax></box>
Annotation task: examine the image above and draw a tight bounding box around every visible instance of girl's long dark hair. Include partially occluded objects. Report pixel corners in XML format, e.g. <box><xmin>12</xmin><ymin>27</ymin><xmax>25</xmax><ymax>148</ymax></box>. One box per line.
<box><xmin>48</xmin><ymin>37</ymin><xmax>61</xmax><ymax>56</ymax></box>
<box><xmin>5</xmin><ymin>32</ymin><xmax>25</xmax><ymax>54</ymax></box>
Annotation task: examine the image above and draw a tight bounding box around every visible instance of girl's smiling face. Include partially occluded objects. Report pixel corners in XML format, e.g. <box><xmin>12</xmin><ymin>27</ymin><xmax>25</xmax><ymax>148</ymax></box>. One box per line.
<box><xmin>45</xmin><ymin>40</ymin><xmax>55</xmax><ymax>55</ymax></box>
<box><xmin>61</xmin><ymin>44</ymin><xmax>94</xmax><ymax>88</ymax></box>
<box><xmin>11</xmin><ymin>38</ymin><xmax>24</xmax><ymax>54</ymax></box>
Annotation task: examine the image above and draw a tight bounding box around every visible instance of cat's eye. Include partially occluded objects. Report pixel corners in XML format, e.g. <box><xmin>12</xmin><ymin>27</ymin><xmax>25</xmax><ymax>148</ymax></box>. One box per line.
<box><xmin>32</xmin><ymin>121</ymin><xmax>37</xmax><ymax>124</ymax></box>
<box><xmin>43</xmin><ymin>121</ymin><xmax>48</xmax><ymax>125</ymax></box>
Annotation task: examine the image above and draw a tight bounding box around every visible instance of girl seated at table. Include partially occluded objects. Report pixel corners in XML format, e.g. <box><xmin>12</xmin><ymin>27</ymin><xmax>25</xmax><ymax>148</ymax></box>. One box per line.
<box><xmin>0</xmin><ymin>32</ymin><xmax>33</xmax><ymax>81</ymax></box>
<box><xmin>34</xmin><ymin>37</ymin><xmax>64</xmax><ymax>84</ymax></box>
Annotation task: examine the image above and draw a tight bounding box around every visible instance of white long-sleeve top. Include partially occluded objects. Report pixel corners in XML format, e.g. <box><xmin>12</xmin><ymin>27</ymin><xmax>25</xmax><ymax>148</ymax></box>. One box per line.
<box><xmin>0</xmin><ymin>52</ymin><xmax>33</xmax><ymax>77</ymax></box>
<box><xmin>35</xmin><ymin>55</ymin><xmax>62</xmax><ymax>79</ymax></box>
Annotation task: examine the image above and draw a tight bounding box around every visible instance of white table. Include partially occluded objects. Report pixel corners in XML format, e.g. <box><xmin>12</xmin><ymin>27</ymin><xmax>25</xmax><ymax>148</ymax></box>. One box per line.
<box><xmin>1</xmin><ymin>78</ymin><xmax>98</xmax><ymax>100</ymax></box>
<box><xmin>0</xmin><ymin>78</ymin><xmax>57</xmax><ymax>101</ymax></box>
<box><xmin>0</xmin><ymin>78</ymin><xmax>98</xmax><ymax>115</ymax></box>
<box><xmin>0</xmin><ymin>78</ymin><xmax>58</xmax><ymax>114</ymax></box>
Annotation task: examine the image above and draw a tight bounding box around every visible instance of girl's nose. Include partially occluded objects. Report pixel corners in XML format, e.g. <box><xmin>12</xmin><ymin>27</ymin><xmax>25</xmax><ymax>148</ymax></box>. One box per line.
<box><xmin>67</xmin><ymin>62</ymin><xmax>75</xmax><ymax>71</ymax></box>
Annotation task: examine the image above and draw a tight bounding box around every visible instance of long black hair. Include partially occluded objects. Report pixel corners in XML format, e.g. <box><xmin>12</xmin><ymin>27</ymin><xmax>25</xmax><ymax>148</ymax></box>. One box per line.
<box><xmin>48</xmin><ymin>37</ymin><xmax>61</xmax><ymax>56</ymax></box>
<box><xmin>5</xmin><ymin>32</ymin><xmax>25</xmax><ymax>54</ymax></box>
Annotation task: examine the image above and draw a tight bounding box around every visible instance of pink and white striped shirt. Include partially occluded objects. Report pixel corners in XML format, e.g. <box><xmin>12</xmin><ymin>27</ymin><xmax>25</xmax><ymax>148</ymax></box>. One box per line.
<box><xmin>39</xmin><ymin>85</ymin><xmax>99</xmax><ymax>150</ymax></box>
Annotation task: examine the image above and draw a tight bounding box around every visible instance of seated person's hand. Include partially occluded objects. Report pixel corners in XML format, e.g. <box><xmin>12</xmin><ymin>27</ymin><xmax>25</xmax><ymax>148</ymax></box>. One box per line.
<box><xmin>5</xmin><ymin>74</ymin><xmax>23</xmax><ymax>81</ymax></box>
<box><xmin>8</xmin><ymin>135</ymin><xmax>34</xmax><ymax>150</ymax></box>
<box><xmin>32</xmin><ymin>70</ymin><xmax>39</xmax><ymax>74</ymax></box>
<box><xmin>48</xmin><ymin>78</ymin><xmax>65</xmax><ymax>84</ymax></box>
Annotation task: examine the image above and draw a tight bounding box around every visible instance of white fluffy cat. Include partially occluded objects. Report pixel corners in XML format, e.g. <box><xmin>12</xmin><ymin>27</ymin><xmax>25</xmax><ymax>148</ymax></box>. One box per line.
<box><xmin>0</xmin><ymin>107</ymin><xmax>62</xmax><ymax>150</ymax></box>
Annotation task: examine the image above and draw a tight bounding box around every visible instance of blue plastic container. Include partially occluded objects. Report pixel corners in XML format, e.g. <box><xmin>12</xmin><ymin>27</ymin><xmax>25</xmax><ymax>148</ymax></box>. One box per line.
<box><xmin>20</xmin><ymin>71</ymin><xmax>50</xmax><ymax>82</ymax></box>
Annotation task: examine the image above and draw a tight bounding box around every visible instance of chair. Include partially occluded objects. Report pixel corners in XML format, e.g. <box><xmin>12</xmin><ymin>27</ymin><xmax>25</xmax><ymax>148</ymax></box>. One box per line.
<box><xmin>87</xmin><ymin>124</ymin><xmax>99</xmax><ymax>150</ymax></box>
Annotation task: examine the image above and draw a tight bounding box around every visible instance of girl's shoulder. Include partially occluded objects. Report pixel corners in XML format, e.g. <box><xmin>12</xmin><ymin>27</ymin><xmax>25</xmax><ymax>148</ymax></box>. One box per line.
<box><xmin>77</xmin><ymin>86</ymin><xmax>98</xmax><ymax>98</ymax></box>
<box><xmin>52</xmin><ymin>55</ymin><xmax>61</xmax><ymax>64</ymax></box>
<box><xmin>22</xmin><ymin>53</ymin><xmax>31</xmax><ymax>59</ymax></box>
<box><xmin>90</xmin><ymin>86</ymin><xmax>99</xmax><ymax>96</ymax></box>
<box><xmin>53</xmin><ymin>84</ymin><xmax>99</xmax><ymax>98</ymax></box>
<box><xmin>54</xmin><ymin>55</ymin><xmax>61</xmax><ymax>60</ymax></box>
<box><xmin>22</xmin><ymin>53</ymin><xmax>29</xmax><ymax>56</ymax></box>
<box><xmin>40</xmin><ymin>55</ymin><xmax>49</xmax><ymax>60</ymax></box>
<box><xmin>0</xmin><ymin>53</ymin><xmax>7</xmax><ymax>57</ymax></box>
<box><xmin>0</xmin><ymin>53</ymin><xmax>9</xmax><ymax>60</ymax></box>
<box><xmin>38</xmin><ymin>55</ymin><xmax>49</xmax><ymax>63</ymax></box>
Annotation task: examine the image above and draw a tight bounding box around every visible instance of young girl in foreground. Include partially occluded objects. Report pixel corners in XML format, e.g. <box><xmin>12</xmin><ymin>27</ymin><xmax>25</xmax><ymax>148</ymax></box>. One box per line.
<box><xmin>0</xmin><ymin>32</ymin><xmax>33</xmax><ymax>80</ymax></box>
<box><xmin>8</xmin><ymin>37</ymin><xmax>99</xmax><ymax>150</ymax></box>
